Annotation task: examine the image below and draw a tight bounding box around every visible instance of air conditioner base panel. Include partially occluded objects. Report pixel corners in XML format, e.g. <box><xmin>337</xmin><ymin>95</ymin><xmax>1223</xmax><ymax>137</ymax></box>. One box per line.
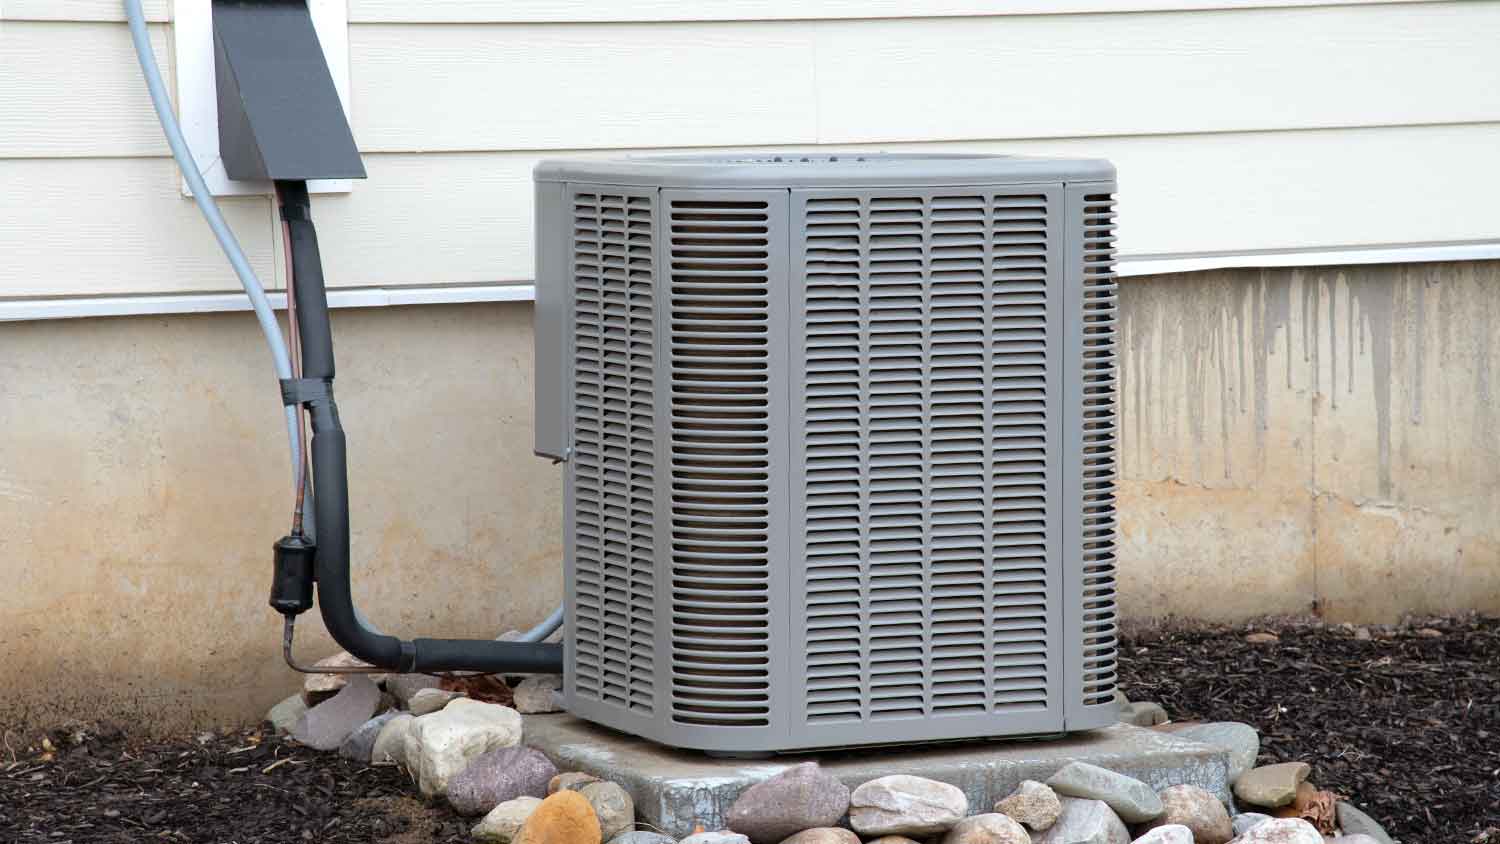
<box><xmin>521</xmin><ymin>713</ymin><xmax>1232</xmax><ymax>839</ymax></box>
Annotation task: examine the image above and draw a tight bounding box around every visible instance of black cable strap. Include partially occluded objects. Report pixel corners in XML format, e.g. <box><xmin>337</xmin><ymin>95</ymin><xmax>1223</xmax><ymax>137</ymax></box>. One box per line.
<box><xmin>279</xmin><ymin>378</ymin><xmax>333</xmax><ymax>407</ymax></box>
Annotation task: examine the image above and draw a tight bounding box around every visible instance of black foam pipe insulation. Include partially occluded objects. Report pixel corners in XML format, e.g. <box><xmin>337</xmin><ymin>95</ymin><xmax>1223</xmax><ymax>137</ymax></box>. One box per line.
<box><xmin>277</xmin><ymin>181</ymin><xmax>564</xmax><ymax>676</ymax></box>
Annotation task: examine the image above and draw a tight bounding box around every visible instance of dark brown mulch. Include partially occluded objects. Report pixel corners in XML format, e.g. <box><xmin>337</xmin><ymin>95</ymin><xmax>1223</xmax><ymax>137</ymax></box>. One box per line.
<box><xmin>0</xmin><ymin>726</ymin><xmax>472</xmax><ymax>843</ymax></box>
<box><xmin>1120</xmin><ymin>613</ymin><xmax>1500</xmax><ymax>844</ymax></box>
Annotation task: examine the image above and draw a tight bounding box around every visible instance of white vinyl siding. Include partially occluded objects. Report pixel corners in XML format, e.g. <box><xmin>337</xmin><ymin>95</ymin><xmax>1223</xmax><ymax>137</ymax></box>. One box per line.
<box><xmin>1</xmin><ymin>0</ymin><xmax>1497</xmax><ymax>303</ymax></box>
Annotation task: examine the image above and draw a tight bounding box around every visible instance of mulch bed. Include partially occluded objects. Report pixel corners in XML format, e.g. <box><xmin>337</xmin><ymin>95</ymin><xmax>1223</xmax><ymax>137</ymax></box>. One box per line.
<box><xmin>1120</xmin><ymin>613</ymin><xmax>1500</xmax><ymax>844</ymax></box>
<box><xmin>2</xmin><ymin>615</ymin><xmax>1495</xmax><ymax>843</ymax></box>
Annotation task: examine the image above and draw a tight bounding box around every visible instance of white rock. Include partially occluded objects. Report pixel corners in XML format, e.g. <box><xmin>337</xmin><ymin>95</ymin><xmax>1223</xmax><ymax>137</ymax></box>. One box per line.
<box><xmin>513</xmin><ymin>675</ymin><xmax>565</xmax><ymax>714</ymax></box>
<box><xmin>403</xmin><ymin>698</ymin><xmax>523</xmax><ymax>797</ymax></box>
<box><xmin>371</xmin><ymin>713</ymin><xmax>415</xmax><ymax>767</ymax></box>
<box><xmin>850</xmin><ymin>775</ymin><xmax>968</xmax><ymax>836</ymax></box>
<box><xmin>1033</xmin><ymin>798</ymin><xmax>1129</xmax><ymax>844</ymax></box>
<box><xmin>1131</xmin><ymin>825</ymin><xmax>1192</xmax><ymax>844</ymax></box>
<box><xmin>408</xmin><ymin>687</ymin><xmax>465</xmax><ymax>716</ymax></box>
<box><xmin>1230</xmin><ymin>818</ymin><xmax>1323</xmax><ymax>844</ymax></box>
<box><xmin>680</xmin><ymin>832</ymin><xmax>751</xmax><ymax>844</ymax></box>
<box><xmin>471</xmin><ymin>796</ymin><xmax>544</xmax><ymax>844</ymax></box>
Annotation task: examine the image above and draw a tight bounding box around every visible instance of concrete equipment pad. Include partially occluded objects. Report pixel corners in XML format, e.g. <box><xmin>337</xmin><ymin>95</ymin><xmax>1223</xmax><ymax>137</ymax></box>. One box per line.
<box><xmin>523</xmin><ymin>715</ymin><xmax>1231</xmax><ymax>838</ymax></box>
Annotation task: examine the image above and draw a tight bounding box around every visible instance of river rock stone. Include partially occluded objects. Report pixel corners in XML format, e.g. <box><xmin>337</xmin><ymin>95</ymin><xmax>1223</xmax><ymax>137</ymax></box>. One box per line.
<box><xmin>727</xmin><ymin>762</ymin><xmax>851</xmax><ymax>844</ymax></box>
<box><xmin>339</xmin><ymin>711</ymin><xmax>398</xmax><ymax>763</ymax></box>
<box><xmin>292</xmin><ymin>674</ymin><xmax>381</xmax><ymax>751</ymax></box>
<box><xmin>1232</xmin><ymin>763</ymin><xmax>1310</xmax><ymax>809</ymax></box>
<box><xmin>1334</xmin><ymin>803</ymin><xmax>1393</xmax><ymax>844</ymax></box>
<box><xmin>266</xmin><ymin>693</ymin><xmax>308</xmax><ymax>734</ymax></box>
<box><xmin>473</xmin><ymin>796</ymin><xmax>545</xmax><ymax>844</ymax></box>
<box><xmin>447</xmin><ymin>745</ymin><xmax>559</xmax><ymax>816</ymax></box>
<box><xmin>779</xmin><ymin>829</ymin><xmax>859</xmax><ymax>844</ymax></box>
<box><xmin>611</xmin><ymin>834</ymin><xmax>676</xmax><ymax>844</ymax></box>
<box><xmin>1136</xmin><ymin>785</ymin><xmax>1231</xmax><ymax>844</ymax></box>
<box><xmin>1119</xmin><ymin>701</ymin><xmax>1169</xmax><ymax>727</ymax></box>
<box><xmin>1157</xmin><ymin>722</ymin><xmax>1259</xmax><ymax>785</ymax></box>
<box><xmin>515</xmin><ymin>675</ymin><xmax>565</xmax><ymax>714</ymax></box>
<box><xmin>1330</xmin><ymin>836</ymin><xmax>1382</xmax><ymax>844</ymax></box>
<box><xmin>385</xmin><ymin>673</ymin><xmax>443</xmax><ymax>708</ymax></box>
<box><xmin>865</xmin><ymin>837</ymin><xmax>924</xmax><ymax>844</ymax></box>
<box><xmin>371</xmin><ymin>713</ymin><xmax>415</xmax><ymax>767</ymax></box>
<box><xmin>849</xmin><ymin>775</ymin><xmax>968</xmax><ymax>836</ymax></box>
<box><xmin>1230</xmin><ymin>818</ymin><xmax>1322</xmax><ymax>843</ymax></box>
<box><xmin>514</xmin><ymin>791</ymin><xmax>602</xmax><ymax>844</ymax></box>
<box><xmin>303</xmin><ymin>652</ymin><xmax>385</xmax><ymax>703</ymax></box>
<box><xmin>404</xmin><ymin>698</ymin><xmax>524</xmax><ymax>797</ymax></box>
<box><xmin>581</xmin><ymin>781</ymin><xmax>635</xmax><ymax>841</ymax></box>
<box><xmin>941</xmin><ymin>813</ymin><xmax>1030</xmax><ymax>844</ymax></box>
<box><xmin>1033</xmin><ymin>798</ymin><xmax>1128</xmax><ymax>844</ymax></box>
<box><xmin>1232</xmin><ymin>813</ymin><xmax>1272</xmax><ymax>836</ymax></box>
<box><xmin>551</xmin><ymin>772</ymin><xmax>602</xmax><ymax>793</ymax></box>
<box><xmin>408</xmin><ymin>687</ymin><xmax>465</xmax><ymax>716</ymax></box>
<box><xmin>681</xmin><ymin>833</ymin><xmax>751</xmax><ymax>844</ymax></box>
<box><xmin>996</xmin><ymin>780</ymin><xmax>1061</xmax><ymax>831</ymax></box>
<box><xmin>1046</xmin><ymin>763</ymin><xmax>1162</xmax><ymax>824</ymax></box>
<box><xmin>1132</xmin><ymin>825</ymin><xmax>1193</xmax><ymax>844</ymax></box>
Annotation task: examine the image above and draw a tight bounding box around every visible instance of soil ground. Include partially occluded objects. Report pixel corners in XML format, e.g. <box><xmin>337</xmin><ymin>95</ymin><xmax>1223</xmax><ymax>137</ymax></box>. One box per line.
<box><xmin>1</xmin><ymin>615</ymin><xmax>1495</xmax><ymax>843</ymax></box>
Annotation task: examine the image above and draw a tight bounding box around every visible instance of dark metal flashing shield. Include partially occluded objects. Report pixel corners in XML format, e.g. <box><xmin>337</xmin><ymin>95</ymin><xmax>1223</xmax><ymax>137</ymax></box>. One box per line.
<box><xmin>212</xmin><ymin>0</ymin><xmax>366</xmax><ymax>181</ymax></box>
<box><xmin>533</xmin><ymin>154</ymin><xmax>1120</xmax><ymax>753</ymax></box>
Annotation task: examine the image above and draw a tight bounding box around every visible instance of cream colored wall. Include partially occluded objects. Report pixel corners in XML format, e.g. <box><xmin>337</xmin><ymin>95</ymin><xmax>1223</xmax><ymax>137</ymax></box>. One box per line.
<box><xmin>2</xmin><ymin>263</ymin><xmax>1495</xmax><ymax>732</ymax></box>
<box><xmin>0</xmin><ymin>303</ymin><xmax>565</xmax><ymax>732</ymax></box>
<box><xmin>2</xmin><ymin>1</ymin><xmax>1499</xmax><ymax>305</ymax></box>
<box><xmin>1117</xmin><ymin>262</ymin><xmax>1500</xmax><ymax>622</ymax></box>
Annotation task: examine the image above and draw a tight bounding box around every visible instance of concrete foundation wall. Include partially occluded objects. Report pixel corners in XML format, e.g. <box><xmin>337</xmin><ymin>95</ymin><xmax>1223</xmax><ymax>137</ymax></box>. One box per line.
<box><xmin>2</xmin><ymin>262</ymin><xmax>1496</xmax><ymax>732</ymax></box>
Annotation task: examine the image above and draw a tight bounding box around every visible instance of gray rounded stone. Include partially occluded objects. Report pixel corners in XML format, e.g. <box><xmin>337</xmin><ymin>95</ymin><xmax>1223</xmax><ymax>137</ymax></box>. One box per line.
<box><xmin>446</xmin><ymin>745</ymin><xmax>559</xmax><ymax>816</ymax></box>
<box><xmin>681</xmin><ymin>832</ymin><xmax>751</xmax><ymax>844</ymax></box>
<box><xmin>995</xmin><ymin>779</ymin><xmax>1061</xmax><ymax>831</ymax></box>
<box><xmin>581</xmin><ymin>780</ymin><xmax>636</xmax><ymax>842</ymax></box>
<box><xmin>266</xmin><ymin>693</ymin><xmax>308</xmax><ymax>735</ymax></box>
<box><xmin>550</xmin><ymin>771</ymin><xmax>601</xmax><ymax>793</ymax></box>
<box><xmin>727</xmin><ymin>762</ymin><xmax>851</xmax><ymax>844</ymax></box>
<box><xmin>1232</xmin><ymin>812</ymin><xmax>1272</xmax><ymax>837</ymax></box>
<box><xmin>1334</xmin><ymin>803</ymin><xmax>1393</xmax><ymax>844</ymax></box>
<box><xmin>1045</xmin><ymin>762</ymin><xmax>1163</xmax><ymax>824</ymax></box>
<box><xmin>1331</xmin><ymin>836</ymin><xmax>1383</xmax><ymax>844</ymax></box>
<box><xmin>338</xmin><ymin>711</ymin><xmax>398</xmax><ymax>763</ymax></box>
<box><xmin>1159</xmin><ymin>722</ymin><xmax>1260</xmax><ymax>785</ymax></box>
<box><xmin>292</xmin><ymin>674</ymin><xmax>381</xmax><ymax>751</ymax></box>
<box><xmin>611</xmin><ymin>833</ymin><xmax>677</xmax><ymax>844</ymax></box>
<box><xmin>1033</xmin><ymin>798</ymin><xmax>1128</xmax><ymax>844</ymax></box>
<box><xmin>1119</xmin><ymin>701</ymin><xmax>1169</xmax><ymax>727</ymax></box>
<box><xmin>940</xmin><ymin>813</ymin><xmax>1029</xmax><ymax>844</ymax></box>
<box><xmin>849</xmin><ymin>774</ymin><xmax>968</xmax><ymax>836</ymax></box>
<box><xmin>384</xmin><ymin>673</ymin><xmax>443</xmax><ymax>707</ymax></box>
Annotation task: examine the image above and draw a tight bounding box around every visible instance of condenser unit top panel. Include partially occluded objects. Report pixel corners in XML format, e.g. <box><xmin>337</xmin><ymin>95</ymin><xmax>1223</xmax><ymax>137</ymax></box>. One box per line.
<box><xmin>534</xmin><ymin>153</ymin><xmax>1113</xmax><ymax>189</ymax></box>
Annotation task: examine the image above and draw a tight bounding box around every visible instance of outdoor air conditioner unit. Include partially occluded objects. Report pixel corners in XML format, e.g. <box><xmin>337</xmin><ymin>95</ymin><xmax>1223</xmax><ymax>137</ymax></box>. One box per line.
<box><xmin>532</xmin><ymin>153</ymin><xmax>1119</xmax><ymax>754</ymax></box>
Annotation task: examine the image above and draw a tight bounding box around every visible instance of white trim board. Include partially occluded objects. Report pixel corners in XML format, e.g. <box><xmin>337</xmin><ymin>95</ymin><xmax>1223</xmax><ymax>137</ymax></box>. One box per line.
<box><xmin>3</xmin><ymin>242</ymin><xmax>1497</xmax><ymax>322</ymax></box>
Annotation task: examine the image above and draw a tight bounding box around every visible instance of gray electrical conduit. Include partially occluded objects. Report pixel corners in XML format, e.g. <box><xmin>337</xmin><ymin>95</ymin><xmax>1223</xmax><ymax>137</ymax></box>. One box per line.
<box><xmin>123</xmin><ymin>0</ymin><xmax>563</xmax><ymax>646</ymax></box>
